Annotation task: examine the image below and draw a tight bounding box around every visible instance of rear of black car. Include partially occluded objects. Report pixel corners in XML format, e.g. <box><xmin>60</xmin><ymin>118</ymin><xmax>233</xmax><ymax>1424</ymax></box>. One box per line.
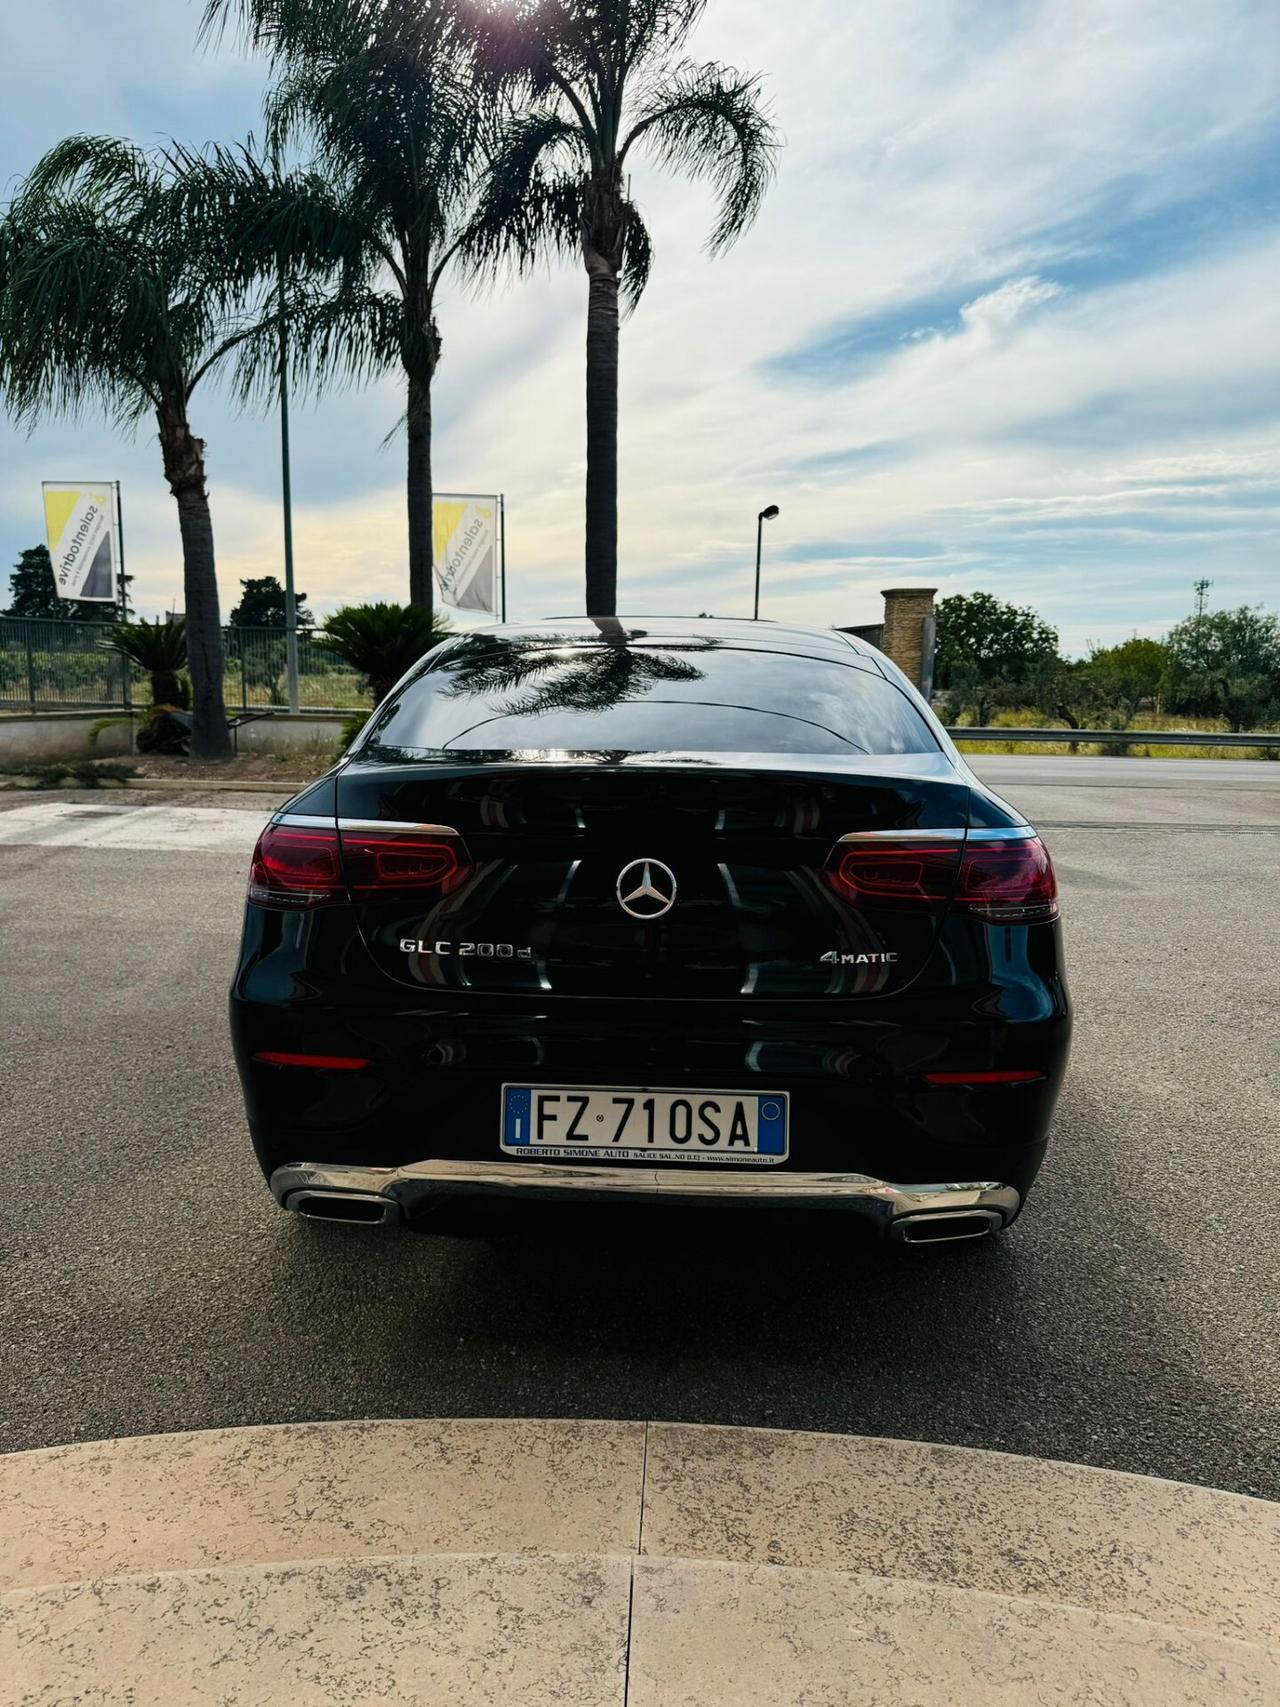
<box><xmin>230</xmin><ymin>621</ymin><xmax>1070</xmax><ymax>1242</ymax></box>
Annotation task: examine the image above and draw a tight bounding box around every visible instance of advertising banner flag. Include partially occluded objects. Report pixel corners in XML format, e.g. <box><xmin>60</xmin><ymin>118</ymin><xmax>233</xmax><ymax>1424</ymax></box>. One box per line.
<box><xmin>433</xmin><ymin>493</ymin><xmax>499</xmax><ymax>614</ymax></box>
<box><xmin>43</xmin><ymin>483</ymin><xmax>118</xmax><ymax>601</ymax></box>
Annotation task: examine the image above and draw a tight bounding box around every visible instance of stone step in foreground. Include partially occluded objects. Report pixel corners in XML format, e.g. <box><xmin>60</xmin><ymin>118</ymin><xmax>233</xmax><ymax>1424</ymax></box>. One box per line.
<box><xmin>3</xmin><ymin>1551</ymin><xmax>1278</xmax><ymax>1707</ymax></box>
<box><xmin>3</xmin><ymin>1419</ymin><xmax>1277</xmax><ymax>1645</ymax></box>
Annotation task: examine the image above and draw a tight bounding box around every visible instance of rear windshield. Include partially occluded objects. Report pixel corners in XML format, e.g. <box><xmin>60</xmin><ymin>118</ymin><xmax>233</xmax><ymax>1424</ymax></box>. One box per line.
<box><xmin>362</xmin><ymin>640</ymin><xmax>939</xmax><ymax>758</ymax></box>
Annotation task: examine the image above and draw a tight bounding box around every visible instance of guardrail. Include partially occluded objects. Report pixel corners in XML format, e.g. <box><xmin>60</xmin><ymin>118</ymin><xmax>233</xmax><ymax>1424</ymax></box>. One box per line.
<box><xmin>947</xmin><ymin>726</ymin><xmax>1280</xmax><ymax>750</ymax></box>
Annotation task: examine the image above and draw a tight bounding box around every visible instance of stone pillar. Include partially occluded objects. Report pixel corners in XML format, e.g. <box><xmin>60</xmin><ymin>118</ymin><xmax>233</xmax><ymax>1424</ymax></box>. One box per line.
<box><xmin>880</xmin><ymin>587</ymin><xmax>938</xmax><ymax>695</ymax></box>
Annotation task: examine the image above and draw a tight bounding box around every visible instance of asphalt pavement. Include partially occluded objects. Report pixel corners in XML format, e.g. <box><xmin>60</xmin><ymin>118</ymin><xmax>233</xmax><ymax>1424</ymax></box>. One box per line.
<box><xmin>1</xmin><ymin>756</ymin><xmax>1277</xmax><ymax>1500</ymax></box>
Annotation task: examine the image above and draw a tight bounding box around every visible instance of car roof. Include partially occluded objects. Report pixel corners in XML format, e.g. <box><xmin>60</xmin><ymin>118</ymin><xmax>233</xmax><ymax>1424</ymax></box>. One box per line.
<box><xmin>434</xmin><ymin>616</ymin><xmax>884</xmax><ymax>668</ymax></box>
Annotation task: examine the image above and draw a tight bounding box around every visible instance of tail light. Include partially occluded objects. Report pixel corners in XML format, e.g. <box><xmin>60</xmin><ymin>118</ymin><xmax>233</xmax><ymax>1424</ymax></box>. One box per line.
<box><xmin>957</xmin><ymin>837</ymin><xmax>1058</xmax><ymax>921</ymax></box>
<box><xmin>827</xmin><ymin>834</ymin><xmax>1058</xmax><ymax>921</ymax></box>
<box><xmin>248</xmin><ymin>822</ymin><xmax>472</xmax><ymax>909</ymax></box>
<box><xmin>339</xmin><ymin>827</ymin><xmax>470</xmax><ymax>895</ymax></box>
<box><xmin>249</xmin><ymin>825</ymin><xmax>345</xmax><ymax>909</ymax></box>
<box><xmin>828</xmin><ymin>841</ymin><xmax>963</xmax><ymax>905</ymax></box>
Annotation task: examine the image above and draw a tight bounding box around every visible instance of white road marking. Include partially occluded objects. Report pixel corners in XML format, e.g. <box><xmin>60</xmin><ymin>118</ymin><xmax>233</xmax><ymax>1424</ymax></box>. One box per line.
<box><xmin>0</xmin><ymin>802</ymin><xmax>270</xmax><ymax>851</ymax></box>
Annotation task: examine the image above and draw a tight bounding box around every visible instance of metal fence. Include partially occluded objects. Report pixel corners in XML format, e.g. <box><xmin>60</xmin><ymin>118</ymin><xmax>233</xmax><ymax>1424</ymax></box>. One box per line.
<box><xmin>947</xmin><ymin>725</ymin><xmax>1280</xmax><ymax>751</ymax></box>
<box><xmin>0</xmin><ymin>617</ymin><xmax>371</xmax><ymax>713</ymax></box>
<box><xmin>223</xmin><ymin>625</ymin><xmax>367</xmax><ymax>712</ymax></box>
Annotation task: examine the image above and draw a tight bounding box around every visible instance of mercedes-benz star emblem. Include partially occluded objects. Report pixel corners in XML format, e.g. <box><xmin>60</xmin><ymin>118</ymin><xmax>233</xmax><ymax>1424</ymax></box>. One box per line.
<box><xmin>616</xmin><ymin>858</ymin><xmax>678</xmax><ymax>920</ymax></box>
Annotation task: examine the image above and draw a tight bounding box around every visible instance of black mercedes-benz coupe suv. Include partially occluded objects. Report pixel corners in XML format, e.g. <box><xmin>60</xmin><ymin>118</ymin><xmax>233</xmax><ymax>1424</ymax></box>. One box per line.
<box><xmin>230</xmin><ymin>617</ymin><xmax>1070</xmax><ymax>1244</ymax></box>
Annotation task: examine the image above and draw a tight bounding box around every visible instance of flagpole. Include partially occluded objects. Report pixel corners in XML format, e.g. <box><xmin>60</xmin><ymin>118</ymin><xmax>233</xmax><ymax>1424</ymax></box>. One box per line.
<box><xmin>500</xmin><ymin>493</ymin><xmax>507</xmax><ymax>623</ymax></box>
<box><xmin>115</xmin><ymin>481</ymin><xmax>131</xmax><ymax>712</ymax></box>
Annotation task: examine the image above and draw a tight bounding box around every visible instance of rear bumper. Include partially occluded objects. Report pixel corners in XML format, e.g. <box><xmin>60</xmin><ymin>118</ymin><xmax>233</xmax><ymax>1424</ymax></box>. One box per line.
<box><xmin>270</xmin><ymin>1158</ymin><xmax>1021</xmax><ymax>1243</ymax></box>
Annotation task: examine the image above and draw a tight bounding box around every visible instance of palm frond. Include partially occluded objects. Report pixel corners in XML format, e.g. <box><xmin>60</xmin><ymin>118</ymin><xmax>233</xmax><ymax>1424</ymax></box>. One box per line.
<box><xmin>103</xmin><ymin>616</ymin><xmax>187</xmax><ymax>672</ymax></box>
<box><xmin>621</xmin><ymin>61</ymin><xmax>779</xmax><ymax>252</ymax></box>
<box><xmin>620</xmin><ymin>200</ymin><xmax>653</xmax><ymax>312</ymax></box>
<box><xmin>0</xmin><ymin>134</ymin><xmax>302</xmax><ymax>435</ymax></box>
<box><xmin>230</xmin><ymin>281</ymin><xmax>405</xmax><ymax>408</ymax></box>
<box><xmin>263</xmin><ymin>35</ymin><xmax>485</xmax><ymax>271</ymax></box>
<box><xmin>466</xmin><ymin>109</ymin><xmax>587</xmax><ymax>278</ymax></box>
<box><xmin>13</xmin><ymin>134</ymin><xmax>156</xmax><ymax>215</ymax></box>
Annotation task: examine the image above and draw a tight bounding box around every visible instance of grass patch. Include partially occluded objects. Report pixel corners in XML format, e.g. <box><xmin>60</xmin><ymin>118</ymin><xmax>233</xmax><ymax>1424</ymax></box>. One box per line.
<box><xmin>3</xmin><ymin>760</ymin><xmax>138</xmax><ymax>790</ymax></box>
<box><xmin>949</xmin><ymin>708</ymin><xmax>1280</xmax><ymax>760</ymax></box>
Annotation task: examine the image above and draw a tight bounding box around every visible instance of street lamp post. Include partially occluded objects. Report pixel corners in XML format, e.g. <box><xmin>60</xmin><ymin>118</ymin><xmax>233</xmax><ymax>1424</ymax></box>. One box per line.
<box><xmin>754</xmin><ymin>504</ymin><xmax>779</xmax><ymax>621</ymax></box>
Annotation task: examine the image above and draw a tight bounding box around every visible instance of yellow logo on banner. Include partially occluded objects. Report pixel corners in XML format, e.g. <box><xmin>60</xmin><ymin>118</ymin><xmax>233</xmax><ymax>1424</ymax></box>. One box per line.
<box><xmin>433</xmin><ymin>501</ymin><xmax>469</xmax><ymax>566</ymax></box>
<box><xmin>44</xmin><ymin>487</ymin><xmax>109</xmax><ymax>544</ymax></box>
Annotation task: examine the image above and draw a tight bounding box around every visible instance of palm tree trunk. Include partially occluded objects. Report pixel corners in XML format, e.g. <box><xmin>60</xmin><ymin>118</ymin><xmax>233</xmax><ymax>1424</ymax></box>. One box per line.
<box><xmin>584</xmin><ymin>250</ymin><xmax>620</xmax><ymax>616</ymax></box>
<box><xmin>407</xmin><ymin>373</ymin><xmax>434</xmax><ymax>620</ymax></box>
<box><xmin>157</xmin><ymin>398</ymin><xmax>231</xmax><ymax>761</ymax></box>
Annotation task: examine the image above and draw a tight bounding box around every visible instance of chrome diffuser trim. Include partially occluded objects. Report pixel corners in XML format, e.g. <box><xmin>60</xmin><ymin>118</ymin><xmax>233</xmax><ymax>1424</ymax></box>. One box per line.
<box><xmin>270</xmin><ymin>1160</ymin><xmax>1019</xmax><ymax>1235</ymax></box>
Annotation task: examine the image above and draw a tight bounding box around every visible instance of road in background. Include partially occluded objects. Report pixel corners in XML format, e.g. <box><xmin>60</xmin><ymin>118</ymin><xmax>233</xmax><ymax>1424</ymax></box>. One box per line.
<box><xmin>1</xmin><ymin>756</ymin><xmax>1277</xmax><ymax>1499</ymax></box>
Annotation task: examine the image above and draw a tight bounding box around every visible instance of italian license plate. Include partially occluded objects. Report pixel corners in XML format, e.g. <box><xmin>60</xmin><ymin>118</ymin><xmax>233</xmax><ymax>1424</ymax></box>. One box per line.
<box><xmin>500</xmin><ymin>1085</ymin><xmax>789</xmax><ymax>1165</ymax></box>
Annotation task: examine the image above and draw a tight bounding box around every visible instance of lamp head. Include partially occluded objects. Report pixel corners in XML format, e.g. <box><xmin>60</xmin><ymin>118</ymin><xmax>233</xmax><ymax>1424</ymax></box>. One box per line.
<box><xmin>759</xmin><ymin>504</ymin><xmax>780</xmax><ymax>522</ymax></box>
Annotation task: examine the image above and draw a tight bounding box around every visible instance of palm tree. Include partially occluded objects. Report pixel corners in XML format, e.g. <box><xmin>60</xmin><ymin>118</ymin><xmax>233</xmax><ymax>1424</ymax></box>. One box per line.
<box><xmin>0</xmin><ymin>139</ymin><xmax>282</xmax><ymax>759</ymax></box>
<box><xmin>322</xmin><ymin>602</ymin><xmax>452</xmax><ymax>705</ymax></box>
<box><xmin>201</xmin><ymin>0</ymin><xmax>487</xmax><ymax>620</ymax></box>
<box><xmin>104</xmin><ymin>616</ymin><xmax>189</xmax><ymax>709</ymax></box>
<box><xmin>464</xmin><ymin>0</ymin><xmax>778</xmax><ymax>615</ymax></box>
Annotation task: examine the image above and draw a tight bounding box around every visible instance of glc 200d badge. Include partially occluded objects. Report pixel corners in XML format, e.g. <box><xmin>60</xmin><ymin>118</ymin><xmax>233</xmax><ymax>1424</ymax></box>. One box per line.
<box><xmin>400</xmin><ymin>939</ymin><xmax>533</xmax><ymax>959</ymax></box>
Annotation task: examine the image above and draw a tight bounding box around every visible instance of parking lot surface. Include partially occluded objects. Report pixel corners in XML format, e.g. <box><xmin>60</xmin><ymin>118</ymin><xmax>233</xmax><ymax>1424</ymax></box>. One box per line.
<box><xmin>1</xmin><ymin>757</ymin><xmax>1277</xmax><ymax>1498</ymax></box>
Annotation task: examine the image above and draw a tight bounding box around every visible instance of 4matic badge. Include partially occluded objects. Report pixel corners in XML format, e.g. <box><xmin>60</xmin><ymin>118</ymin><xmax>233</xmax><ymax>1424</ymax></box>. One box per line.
<box><xmin>820</xmin><ymin>950</ymin><xmax>899</xmax><ymax>965</ymax></box>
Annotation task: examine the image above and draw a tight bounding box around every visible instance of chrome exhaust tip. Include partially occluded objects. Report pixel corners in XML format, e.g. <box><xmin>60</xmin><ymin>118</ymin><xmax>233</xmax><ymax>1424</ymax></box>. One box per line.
<box><xmin>891</xmin><ymin>1208</ymin><xmax>1003</xmax><ymax>1245</ymax></box>
<box><xmin>286</xmin><ymin>1189</ymin><xmax>399</xmax><ymax>1227</ymax></box>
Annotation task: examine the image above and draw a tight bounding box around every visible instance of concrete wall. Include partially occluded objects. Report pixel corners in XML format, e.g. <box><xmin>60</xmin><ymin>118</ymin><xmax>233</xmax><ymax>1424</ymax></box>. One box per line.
<box><xmin>0</xmin><ymin>712</ymin><xmax>135</xmax><ymax>763</ymax></box>
<box><xmin>0</xmin><ymin>710</ymin><xmax>351</xmax><ymax>765</ymax></box>
<box><xmin>233</xmin><ymin>714</ymin><xmax>350</xmax><ymax>754</ymax></box>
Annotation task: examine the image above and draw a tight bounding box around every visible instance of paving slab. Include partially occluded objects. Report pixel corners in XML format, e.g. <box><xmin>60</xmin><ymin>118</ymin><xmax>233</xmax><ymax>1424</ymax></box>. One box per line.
<box><xmin>0</xmin><ymin>800</ymin><xmax>264</xmax><ymax>849</ymax></box>
<box><xmin>626</xmin><ymin>1556</ymin><xmax>1280</xmax><ymax>1707</ymax></box>
<box><xmin>641</xmin><ymin>1424</ymin><xmax>1280</xmax><ymax>1642</ymax></box>
<box><xmin>1</xmin><ymin>1551</ymin><xmax>630</xmax><ymax>1707</ymax></box>
<box><xmin>0</xmin><ymin>1418</ymin><xmax>646</xmax><ymax>1590</ymax></box>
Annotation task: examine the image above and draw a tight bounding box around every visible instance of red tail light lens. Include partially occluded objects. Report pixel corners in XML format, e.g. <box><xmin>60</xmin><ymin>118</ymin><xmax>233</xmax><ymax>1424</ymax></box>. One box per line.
<box><xmin>826</xmin><ymin>833</ymin><xmax>1058</xmax><ymax>921</ymax></box>
<box><xmin>249</xmin><ymin>825</ymin><xmax>345</xmax><ymax>909</ymax></box>
<box><xmin>248</xmin><ymin>823</ymin><xmax>473</xmax><ymax>909</ymax></box>
<box><xmin>828</xmin><ymin>841</ymin><xmax>963</xmax><ymax>905</ymax></box>
<box><xmin>957</xmin><ymin>837</ymin><xmax>1058</xmax><ymax>921</ymax></box>
<box><xmin>339</xmin><ymin>828</ymin><xmax>471</xmax><ymax>896</ymax></box>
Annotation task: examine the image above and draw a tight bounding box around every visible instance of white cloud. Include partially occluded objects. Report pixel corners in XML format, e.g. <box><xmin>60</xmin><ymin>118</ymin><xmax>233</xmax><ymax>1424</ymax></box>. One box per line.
<box><xmin>957</xmin><ymin>275</ymin><xmax>1065</xmax><ymax>335</ymax></box>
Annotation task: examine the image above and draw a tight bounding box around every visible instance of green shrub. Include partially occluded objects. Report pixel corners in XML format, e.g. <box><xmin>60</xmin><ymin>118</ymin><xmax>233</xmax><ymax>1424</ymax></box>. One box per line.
<box><xmin>104</xmin><ymin>618</ymin><xmax>190</xmax><ymax>709</ymax></box>
<box><xmin>338</xmin><ymin>711</ymin><xmax>369</xmax><ymax>755</ymax></box>
<box><xmin>320</xmin><ymin>604</ymin><xmax>451</xmax><ymax>705</ymax></box>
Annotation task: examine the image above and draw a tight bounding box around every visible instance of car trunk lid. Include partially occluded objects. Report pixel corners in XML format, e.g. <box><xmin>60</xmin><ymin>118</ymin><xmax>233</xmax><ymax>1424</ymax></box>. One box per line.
<box><xmin>334</xmin><ymin>754</ymin><xmax>969</xmax><ymax>999</ymax></box>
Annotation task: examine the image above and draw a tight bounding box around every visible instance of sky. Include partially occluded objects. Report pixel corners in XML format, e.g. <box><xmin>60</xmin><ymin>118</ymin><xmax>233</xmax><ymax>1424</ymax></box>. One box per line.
<box><xmin>1</xmin><ymin>0</ymin><xmax>1277</xmax><ymax>654</ymax></box>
